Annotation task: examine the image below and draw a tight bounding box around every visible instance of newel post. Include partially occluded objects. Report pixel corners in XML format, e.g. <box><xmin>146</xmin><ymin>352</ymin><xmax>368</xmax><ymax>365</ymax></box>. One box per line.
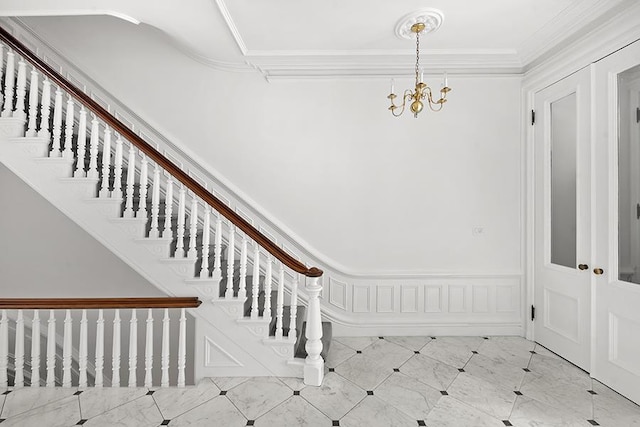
<box><xmin>304</xmin><ymin>276</ymin><xmax>324</xmax><ymax>386</ymax></box>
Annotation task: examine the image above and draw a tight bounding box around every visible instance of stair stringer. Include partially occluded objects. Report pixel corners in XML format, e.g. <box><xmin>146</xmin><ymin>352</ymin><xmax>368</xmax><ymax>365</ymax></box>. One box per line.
<box><xmin>0</xmin><ymin>121</ymin><xmax>300</xmax><ymax>380</ymax></box>
<box><xmin>194</xmin><ymin>301</ymin><xmax>300</xmax><ymax>378</ymax></box>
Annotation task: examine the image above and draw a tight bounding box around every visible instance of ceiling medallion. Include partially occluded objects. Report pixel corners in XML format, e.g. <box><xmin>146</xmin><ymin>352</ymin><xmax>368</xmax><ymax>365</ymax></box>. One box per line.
<box><xmin>394</xmin><ymin>9</ymin><xmax>444</xmax><ymax>40</ymax></box>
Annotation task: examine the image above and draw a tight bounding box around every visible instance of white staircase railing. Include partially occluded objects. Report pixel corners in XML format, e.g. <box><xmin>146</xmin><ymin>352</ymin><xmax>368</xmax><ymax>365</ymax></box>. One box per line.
<box><xmin>0</xmin><ymin>298</ymin><xmax>201</xmax><ymax>388</ymax></box>
<box><xmin>0</xmin><ymin>25</ymin><xmax>325</xmax><ymax>385</ymax></box>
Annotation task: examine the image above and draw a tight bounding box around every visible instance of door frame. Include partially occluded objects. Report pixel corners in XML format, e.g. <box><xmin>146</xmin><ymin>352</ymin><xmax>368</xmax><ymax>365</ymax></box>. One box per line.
<box><xmin>529</xmin><ymin>67</ymin><xmax>592</xmax><ymax>370</ymax></box>
<box><xmin>523</xmin><ymin>7</ymin><xmax>640</xmax><ymax>344</ymax></box>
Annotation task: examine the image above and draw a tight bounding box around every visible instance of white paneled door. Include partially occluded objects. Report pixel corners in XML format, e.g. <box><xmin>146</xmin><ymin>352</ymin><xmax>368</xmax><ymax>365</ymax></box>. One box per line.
<box><xmin>592</xmin><ymin>40</ymin><xmax>640</xmax><ymax>404</ymax></box>
<box><xmin>534</xmin><ymin>67</ymin><xmax>592</xmax><ymax>371</ymax></box>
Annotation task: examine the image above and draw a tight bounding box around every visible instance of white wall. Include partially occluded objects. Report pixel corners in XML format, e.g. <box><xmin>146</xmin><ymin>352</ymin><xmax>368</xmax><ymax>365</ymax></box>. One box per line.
<box><xmin>0</xmin><ymin>162</ymin><xmax>163</xmax><ymax>297</ymax></box>
<box><xmin>19</xmin><ymin>15</ymin><xmax>523</xmax><ymax>277</ymax></box>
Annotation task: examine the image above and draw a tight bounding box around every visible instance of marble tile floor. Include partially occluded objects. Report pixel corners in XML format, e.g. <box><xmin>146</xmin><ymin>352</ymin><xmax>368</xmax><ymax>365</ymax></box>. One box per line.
<box><xmin>1</xmin><ymin>336</ymin><xmax>639</xmax><ymax>426</ymax></box>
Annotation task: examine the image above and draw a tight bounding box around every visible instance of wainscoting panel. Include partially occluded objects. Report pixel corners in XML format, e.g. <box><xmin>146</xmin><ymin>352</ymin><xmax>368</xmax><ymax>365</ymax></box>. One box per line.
<box><xmin>328</xmin><ymin>277</ymin><xmax>348</xmax><ymax>311</ymax></box>
<box><xmin>376</xmin><ymin>285</ymin><xmax>395</xmax><ymax>313</ymax></box>
<box><xmin>448</xmin><ymin>285</ymin><xmax>468</xmax><ymax>313</ymax></box>
<box><xmin>352</xmin><ymin>285</ymin><xmax>372</xmax><ymax>313</ymax></box>
<box><xmin>328</xmin><ymin>276</ymin><xmax>522</xmax><ymax>336</ymax></box>
<box><xmin>424</xmin><ymin>286</ymin><xmax>443</xmax><ymax>313</ymax></box>
<box><xmin>472</xmin><ymin>286</ymin><xmax>491</xmax><ymax>313</ymax></box>
<box><xmin>401</xmin><ymin>285</ymin><xmax>420</xmax><ymax>313</ymax></box>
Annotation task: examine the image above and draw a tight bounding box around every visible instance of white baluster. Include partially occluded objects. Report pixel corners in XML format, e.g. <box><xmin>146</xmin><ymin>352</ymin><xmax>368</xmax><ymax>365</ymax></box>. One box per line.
<box><xmin>0</xmin><ymin>45</ymin><xmax>4</xmax><ymax>110</ymax></box>
<box><xmin>177</xmin><ymin>308</ymin><xmax>186</xmax><ymax>388</ymax></box>
<box><xmin>49</xmin><ymin>88</ymin><xmax>63</xmax><ymax>157</ymax></box>
<box><xmin>264</xmin><ymin>256</ymin><xmax>273</xmax><ymax>320</ymax></box>
<box><xmin>238</xmin><ymin>236</ymin><xmax>248</xmax><ymax>300</ymax></box>
<box><xmin>13</xmin><ymin>60</ymin><xmax>26</xmax><ymax>120</ymax></box>
<box><xmin>251</xmin><ymin>243</ymin><xmax>260</xmax><ymax>319</ymax></box>
<box><xmin>25</xmin><ymin>67</ymin><xmax>39</xmax><ymax>136</ymax></box>
<box><xmin>38</xmin><ymin>78</ymin><xmax>51</xmax><ymax>138</ymax></box>
<box><xmin>128</xmin><ymin>309</ymin><xmax>137</xmax><ymax>387</ymax></box>
<box><xmin>87</xmin><ymin>116</ymin><xmax>100</xmax><ymax>179</ymax></box>
<box><xmin>144</xmin><ymin>309</ymin><xmax>153</xmax><ymax>388</ymax></box>
<box><xmin>225</xmin><ymin>225</ymin><xmax>236</xmax><ymax>298</ymax></box>
<box><xmin>62</xmin><ymin>310</ymin><xmax>72</xmax><ymax>387</ymax></box>
<box><xmin>175</xmin><ymin>186</ymin><xmax>186</xmax><ymax>257</ymax></box>
<box><xmin>187</xmin><ymin>195</ymin><xmax>198</xmax><ymax>259</ymax></box>
<box><xmin>46</xmin><ymin>310</ymin><xmax>56</xmax><ymax>387</ymax></box>
<box><xmin>199</xmin><ymin>206</ymin><xmax>211</xmax><ymax>278</ymax></box>
<box><xmin>161</xmin><ymin>309</ymin><xmax>170</xmax><ymax>388</ymax></box>
<box><xmin>123</xmin><ymin>143</ymin><xmax>136</xmax><ymax>218</ymax></box>
<box><xmin>212</xmin><ymin>216</ymin><xmax>223</xmax><ymax>281</ymax></box>
<box><xmin>74</xmin><ymin>107</ymin><xmax>87</xmax><ymax>178</ymax></box>
<box><xmin>79</xmin><ymin>310</ymin><xmax>88</xmax><ymax>389</ymax></box>
<box><xmin>62</xmin><ymin>96</ymin><xmax>74</xmax><ymax>159</ymax></box>
<box><xmin>30</xmin><ymin>310</ymin><xmax>40</xmax><ymax>387</ymax></box>
<box><xmin>98</xmin><ymin>126</ymin><xmax>112</xmax><ymax>197</ymax></box>
<box><xmin>95</xmin><ymin>309</ymin><xmax>104</xmax><ymax>387</ymax></box>
<box><xmin>1</xmin><ymin>51</ymin><xmax>14</xmax><ymax>117</ymax></box>
<box><xmin>0</xmin><ymin>310</ymin><xmax>7</xmax><ymax>388</ymax></box>
<box><xmin>289</xmin><ymin>277</ymin><xmax>299</xmax><ymax>341</ymax></box>
<box><xmin>112</xmin><ymin>309</ymin><xmax>121</xmax><ymax>387</ymax></box>
<box><xmin>149</xmin><ymin>166</ymin><xmax>161</xmax><ymax>238</ymax></box>
<box><xmin>304</xmin><ymin>276</ymin><xmax>325</xmax><ymax>386</ymax></box>
<box><xmin>112</xmin><ymin>135</ymin><xmax>124</xmax><ymax>199</ymax></box>
<box><xmin>137</xmin><ymin>155</ymin><xmax>149</xmax><ymax>220</ymax></box>
<box><xmin>275</xmin><ymin>265</ymin><xmax>285</xmax><ymax>339</ymax></box>
<box><xmin>162</xmin><ymin>178</ymin><xmax>174</xmax><ymax>239</ymax></box>
<box><xmin>14</xmin><ymin>310</ymin><xmax>24</xmax><ymax>387</ymax></box>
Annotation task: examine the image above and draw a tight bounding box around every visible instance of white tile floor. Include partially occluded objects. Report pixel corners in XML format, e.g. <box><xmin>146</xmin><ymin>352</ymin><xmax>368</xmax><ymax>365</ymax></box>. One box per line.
<box><xmin>1</xmin><ymin>336</ymin><xmax>639</xmax><ymax>426</ymax></box>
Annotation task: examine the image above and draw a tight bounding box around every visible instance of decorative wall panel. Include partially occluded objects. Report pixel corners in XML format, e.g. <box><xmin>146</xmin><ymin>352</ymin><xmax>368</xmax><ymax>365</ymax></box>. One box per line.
<box><xmin>329</xmin><ymin>277</ymin><xmax>347</xmax><ymax>311</ymax></box>
<box><xmin>448</xmin><ymin>285</ymin><xmax>467</xmax><ymax>313</ymax></box>
<box><xmin>353</xmin><ymin>285</ymin><xmax>371</xmax><ymax>313</ymax></box>
<box><xmin>401</xmin><ymin>285</ymin><xmax>419</xmax><ymax>313</ymax></box>
<box><xmin>376</xmin><ymin>285</ymin><xmax>395</xmax><ymax>313</ymax></box>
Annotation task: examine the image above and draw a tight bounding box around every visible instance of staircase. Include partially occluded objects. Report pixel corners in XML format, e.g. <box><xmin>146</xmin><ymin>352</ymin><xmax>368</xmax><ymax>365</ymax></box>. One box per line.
<box><xmin>0</xmin><ymin>26</ymin><xmax>329</xmax><ymax>385</ymax></box>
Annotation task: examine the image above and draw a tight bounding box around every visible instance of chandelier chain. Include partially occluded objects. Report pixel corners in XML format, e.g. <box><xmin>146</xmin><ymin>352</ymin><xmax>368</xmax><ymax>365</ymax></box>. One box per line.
<box><xmin>415</xmin><ymin>30</ymin><xmax>420</xmax><ymax>86</ymax></box>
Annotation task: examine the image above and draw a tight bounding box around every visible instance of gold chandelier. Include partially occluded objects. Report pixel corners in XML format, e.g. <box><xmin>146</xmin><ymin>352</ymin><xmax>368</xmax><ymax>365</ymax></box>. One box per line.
<box><xmin>388</xmin><ymin>22</ymin><xmax>451</xmax><ymax>118</ymax></box>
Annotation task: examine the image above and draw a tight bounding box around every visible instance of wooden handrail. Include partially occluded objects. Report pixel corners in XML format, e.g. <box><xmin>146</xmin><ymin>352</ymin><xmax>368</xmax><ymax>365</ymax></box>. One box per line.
<box><xmin>0</xmin><ymin>297</ymin><xmax>202</xmax><ymax>309</ymax></box>
<box><xmin>0</xmin><ymin>25</ymin><xmax>322</xmax><ymax>278</ymax></box>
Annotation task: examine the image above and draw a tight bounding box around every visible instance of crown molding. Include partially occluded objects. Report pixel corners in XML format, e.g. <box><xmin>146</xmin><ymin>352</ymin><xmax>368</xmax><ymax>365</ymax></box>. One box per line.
<box><xmin>516</xmin><ymin>0</ymin><xmax>636</xmax><ymax>67</ymax></box>
<box><xmin>245</xmin><ymin>50</ymin><xmax>523</xmax><ymax>79</ymax></box>
<box><xmin>212</xmin><ymin>0</ymin><xmax>248</xmax><ymax>55</ymax></box>
<box><xmin>523</xmin><ymin>0</ymin><xmax>640</xmax><ymax>90</ymax></box>
<box><xmin>0</xmin><ymin>9</ymin><xmax>140</xmax><ymax>25</ymax></box>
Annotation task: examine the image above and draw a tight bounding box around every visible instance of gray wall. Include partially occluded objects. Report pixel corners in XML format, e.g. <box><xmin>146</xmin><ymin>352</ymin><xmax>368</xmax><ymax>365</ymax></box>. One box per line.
<box><xmin>0</xmin><ymin>162</ymin><xmax>163</xmax><ymax>298</ymax></box>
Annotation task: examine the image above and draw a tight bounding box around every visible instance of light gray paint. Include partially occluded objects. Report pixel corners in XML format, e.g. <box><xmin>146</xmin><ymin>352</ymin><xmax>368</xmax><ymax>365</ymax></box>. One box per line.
<box><xmin>0</xmin><ymin>162</ymin><xmax>163</xmax><ymax>297</ymax></box>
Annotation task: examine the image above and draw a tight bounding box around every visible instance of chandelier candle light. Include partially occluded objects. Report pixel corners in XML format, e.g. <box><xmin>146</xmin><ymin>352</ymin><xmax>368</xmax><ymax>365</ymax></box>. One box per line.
<box><xmin>388</xmin><ymin>10</ymin><xmax>451</xmax><ymax>118</ymax></box>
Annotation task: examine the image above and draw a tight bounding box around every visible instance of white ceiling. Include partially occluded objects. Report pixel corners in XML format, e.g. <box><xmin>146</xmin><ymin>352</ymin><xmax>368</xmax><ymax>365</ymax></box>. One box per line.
<box><xmin>1</xmin><ymin>0</ymin><xmax>636</xmax><ymax>77</ymax></box>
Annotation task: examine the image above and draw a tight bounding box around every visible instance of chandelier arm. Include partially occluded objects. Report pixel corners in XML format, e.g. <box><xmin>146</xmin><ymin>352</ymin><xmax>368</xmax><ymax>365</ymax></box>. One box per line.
<box><xmin>390</xmin><ymin>105</ymin><xmax>405</xmax><ymax>117</ymax></box>
<box><xmin>427</xmin><ymin>103</ymin><xmax>444</xmax><ymax>112</ymax></box>
<box><xmin>423</xmin><ymin>87</ymin><xmax>444</xmax><ymax>112</ymax></box>
<box><xmin>388</xmin><ymin>89</ymin><xmax>410</xmax><ymax>117</ymax></box>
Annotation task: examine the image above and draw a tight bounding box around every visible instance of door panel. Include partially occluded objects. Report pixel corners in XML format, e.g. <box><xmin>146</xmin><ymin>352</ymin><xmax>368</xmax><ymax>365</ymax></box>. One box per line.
<box><xmin>593</xmin><ymin>41</ymin><xmax>640</xmax><ymax>404</ymax></box>
<box><xmin>534</xmin><ymin>67</ymin><xmax>591</xmax><ymax>370</ymax></box>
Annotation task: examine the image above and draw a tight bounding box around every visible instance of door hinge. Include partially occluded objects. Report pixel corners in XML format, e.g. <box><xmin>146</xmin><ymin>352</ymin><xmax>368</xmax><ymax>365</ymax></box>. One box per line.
<box><xmin>636</xmin><ymin>203</ymin><xmax>640</xmax><ymax>220</ymax></box>
<box><xmin>531</xmin><ymin>110</ymin><xmax>536</xmax><ymax>125</ymax></box>
<box><xmin>531</xmin><ymin>305</ymin><xmax>536</xmax><ymax>321</ymax></box>
<box><xmin>636</xmin><ymin>107</ymin><xmax>639</xmax><ymax>123</ymax></box>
